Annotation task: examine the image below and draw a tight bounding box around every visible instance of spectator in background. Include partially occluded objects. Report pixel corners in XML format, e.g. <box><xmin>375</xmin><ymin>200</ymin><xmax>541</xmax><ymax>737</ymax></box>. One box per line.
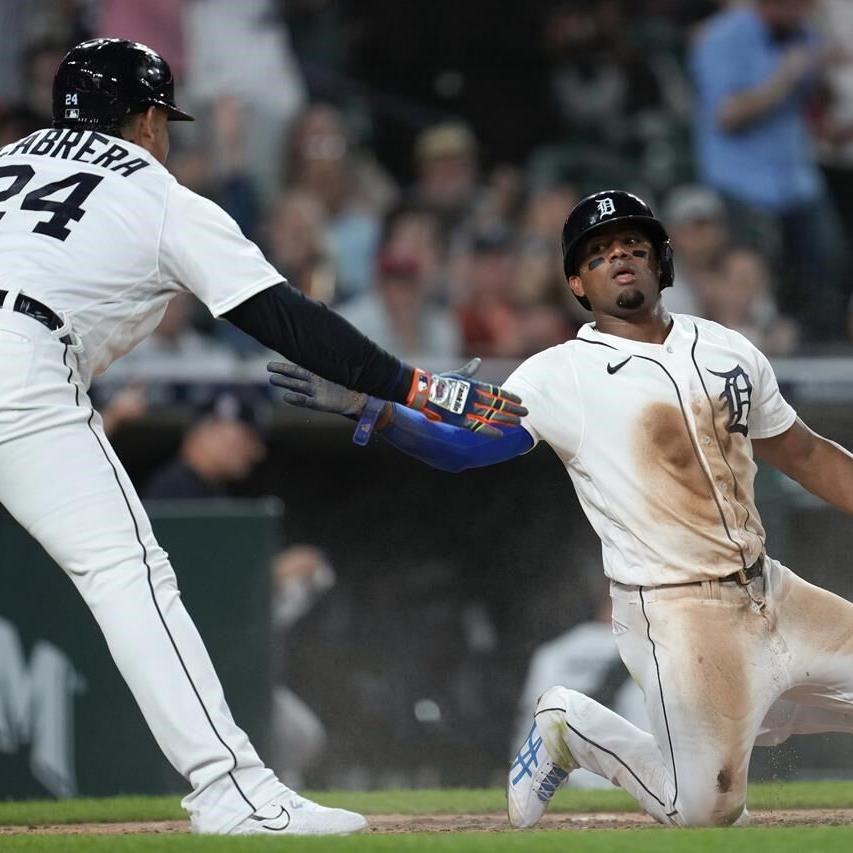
<box><xmin>5</xmin><ymin>38</ymin><xmax>68</xmax><ymax>127</ymax></box>
<box><xmin>168</xmin><ymin>96</ymin><xmax>262</xmax><ymax>240</ymax></box>
<box><xmin>0</xmin><ymin>103</ymin><xmax>42</xmax><ymax>147</ymax></box>
<box><xmin>377</xmin><ymin>202</ymin><xmax>447</xmax><ymax>301</ymax></box>
<box><xmin>477</xmin><ymin>164</ymin><xmax>528</xmax><ymax>233</ymax></box>
<box><xmin>264</xmin><ymin>190</ymin><xmax>336</xmax><ymax>303</ymax></box>
<box><xmin>98</xmin><ymin>0</ymin><xmax>216</xmax><ymax>217</ymax></box>
<box><xmin>99</xmin><ymin>385</ymin><xmax>149</xmax><ymax>438</ymax></box>
<box><xmin>512</xmin><ymin>184</ymin><xmax>582</xmax><ymax>344</ymax></box>
<box><xmin>453</xmin><ymin>225</ymin><xmax>524</xmax><ymax>358</ymax></box>
<box><xmin>339</xmin><ymin>203</ymin><xmax>460</xmax><ymax>360</ymax></box>
<box><xmin>410</xmin><ymin>122</ymin><xmax>483</xmax><ymax>240</ymax></box>
<box><xmin>454</xmin><ymin>208</ymin><xmax>582</xmax><ymax>359</ymax></box>
<box><xmin>270</xmin><ymin>544</ymin><xmax>336</xmax><ymax>789</ymax></box>
<box><xmin>528</xmin><ymin>0</ymin><xmax>692</xmax><ymax>196</ymax></box>
<box><xmin>663</xmin><ymin>184</ymin><xmax>799</xmax><ymax>355</ymax></box>
<box><xmin>281</xmin><ymin>0</ymin><xmax>349</xmax><ymax>98</ymax></box>
<box><xmin>0</xmin><ymin>0</ymin><xmax>30</xmax><ymax>102</ymax></box>
<box><xmin>689</xmin><ymin>0</ymin><xmax>849</xmax><ymax>342</ymax></box>
<box><xmin>340</xmin><ymin>246</ymin><xmax>461</xmax><ymax>361</ymax></box>
<box><xmin>214</xmin><ymin>188</ymin><xmax>337</xmax><ymax>358</ymax></box>
<box><xmin>116</xmin><ymin>292</ymin><xmax>239</xmax><ymax>379</ymax></box>
<box><xmin>0</xmin><ymin>0</ymin><xmax>83</xmax><ymax>104</ymax></box>
<box><xmin>168</xmin><ymin>97</ymin><xmax>270</xmax><ymax>360</ymax></box>
<box><xmin>814</xmin><ymin>0</ymin><xmax>853</xmax><ymax>334</ymax></box>
<box><xmin>143</xmin><ymin>393</ymin><xmax>266</xmax><ymax>500</ymax></box>
<box><xmin>283</xmin><ymin>103</ymin><xmax>395</xmax><ymax>302</ymax></box>
<box><xmin>95</xmin><ymin>0</ymin><xmax>186</xmax><ymax>79</ymax></box>
<box><xmin>183</xmin><ymin>0</ymin><xmax>307</xmax><ymax>197</ymax></box>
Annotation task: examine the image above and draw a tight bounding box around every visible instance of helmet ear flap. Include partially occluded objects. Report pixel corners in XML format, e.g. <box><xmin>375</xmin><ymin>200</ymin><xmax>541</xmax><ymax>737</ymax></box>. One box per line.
<box><xmin>562</xmin><ymin>245</ymin><xmax>592</xmax><ymax>310</ymax></box>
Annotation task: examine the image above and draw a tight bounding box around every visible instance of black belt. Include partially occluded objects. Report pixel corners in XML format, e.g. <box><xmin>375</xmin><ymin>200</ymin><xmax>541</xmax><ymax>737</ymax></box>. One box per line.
<box><xmin>0</xmin><ymin>289</ymin><xmax>71</xmax><ymax>344</ymax></box>
<box><xmin>720</xmin><ymin>555</ymin><xmax>764</xmax><ymax>585</ymax></box>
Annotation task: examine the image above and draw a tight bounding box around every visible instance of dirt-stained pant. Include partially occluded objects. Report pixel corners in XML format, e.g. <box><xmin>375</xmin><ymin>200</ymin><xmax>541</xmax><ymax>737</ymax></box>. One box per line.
<box><xmin>542</xmin><ymin>557</ymin><xmax>853</xmax><ymax>826</ymax></box>
<box><xmin>0</xmin><ymin>309</ymin><xmax>283</xmax><ymax>833</ymax></box>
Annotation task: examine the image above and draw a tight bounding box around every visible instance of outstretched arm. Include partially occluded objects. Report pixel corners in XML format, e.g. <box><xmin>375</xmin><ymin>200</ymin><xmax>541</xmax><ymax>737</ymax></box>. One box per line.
<box><xmin>268</xmin><ymin>360</ymin><xmax>534</xmax><ymax>470</ymax></box>
<box><xmin>224</xmin><ymin>282</ymin><xmax>412</xmax><ymax>400</ymax></box>
<box><xmin>376</xmin><ymin>403</ymin><xmax>533</xmax><ymax>471</ymax></box>
<box><xmin>226</xmin><ymin>283</ymin><xmax>525</xmax><ymax>435</ymax></box>
<box><xmin>753</xmin><ymin>418</ymin><xmax>853</xmax><ymax>515</ymax></box>
<box><xmin>161</xmin><ymin>187</ymin><xmax>522</xmax><ymax>431</ymax></box>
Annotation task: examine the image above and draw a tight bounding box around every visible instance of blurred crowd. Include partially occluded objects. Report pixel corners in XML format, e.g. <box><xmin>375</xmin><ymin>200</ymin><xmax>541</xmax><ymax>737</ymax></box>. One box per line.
<box><xmin>3</xmin><ymin>0</ymin><xmax>853</xmax><ymax>373</ymax></box>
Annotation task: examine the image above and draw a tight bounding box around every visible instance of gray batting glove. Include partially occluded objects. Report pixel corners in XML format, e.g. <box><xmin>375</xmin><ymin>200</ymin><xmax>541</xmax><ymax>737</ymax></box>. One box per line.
<box><xmin>267</xmin><ymin>361</ymin><xmax>368</xmax><ymax>417</ymax></box>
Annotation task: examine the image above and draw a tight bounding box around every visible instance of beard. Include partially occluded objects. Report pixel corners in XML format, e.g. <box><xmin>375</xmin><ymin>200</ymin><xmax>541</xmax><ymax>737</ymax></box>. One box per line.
<box><xmin>616</xmin><ymin>288</ymin><xmax>646</xmax><ymax>310</ymax></box>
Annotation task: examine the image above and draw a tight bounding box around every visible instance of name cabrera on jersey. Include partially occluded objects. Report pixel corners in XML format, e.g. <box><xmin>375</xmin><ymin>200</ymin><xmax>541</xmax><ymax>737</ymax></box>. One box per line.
<box><xmin>0</xmin><ymin>127</ymin><xmax>282</xmax><ymax>385</ymax></box>
<box><xmin>502</xmin><ymin>314</ymin><xmax>797</xmax><ymax>586</ymax></box>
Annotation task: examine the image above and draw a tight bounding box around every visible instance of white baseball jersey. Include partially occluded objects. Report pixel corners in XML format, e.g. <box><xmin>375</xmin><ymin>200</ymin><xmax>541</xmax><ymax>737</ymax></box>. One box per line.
<box><xmin>503</xmin><ymin>314</ymin><xmax>797</xmax><ymax>586</ymax></box>
<box><xmin>0</xmin><ymin>127</ymin><xmax>281</xmax><ymax>386</ymax></box>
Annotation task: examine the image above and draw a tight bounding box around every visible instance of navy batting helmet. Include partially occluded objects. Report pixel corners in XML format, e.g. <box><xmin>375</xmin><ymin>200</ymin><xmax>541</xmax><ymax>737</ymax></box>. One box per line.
<box><xmin>561</xmin><ymin>190</ymin><xmax>673</xmax><ymax>310</ymax></box>
<box><xmin>52</xmin><ymin>38</ymin><xmax>193</xmax><ymax>131</ymax></box>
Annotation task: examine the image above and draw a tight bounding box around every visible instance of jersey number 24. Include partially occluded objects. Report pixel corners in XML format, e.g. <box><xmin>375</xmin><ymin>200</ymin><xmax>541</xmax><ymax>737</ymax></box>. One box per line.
<box><xmin>0</xmin><ymin>165</ymin><xmax>103</xmax><ymax>242</ymax></box>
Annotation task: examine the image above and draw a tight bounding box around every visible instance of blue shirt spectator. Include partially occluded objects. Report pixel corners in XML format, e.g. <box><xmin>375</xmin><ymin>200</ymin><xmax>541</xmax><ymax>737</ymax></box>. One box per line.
<box><xmin>327</xmin><ymin>210</ymin><xmax>381</xmax><ymax>302</ymax></box>
<box><xmin>690</xmin><ymin>4</ymin><xmax>823</xmax><ymax>212</ymax></box>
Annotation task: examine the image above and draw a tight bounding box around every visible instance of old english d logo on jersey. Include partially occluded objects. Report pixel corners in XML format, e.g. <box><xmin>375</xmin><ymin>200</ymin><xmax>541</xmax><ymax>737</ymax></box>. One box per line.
<box><xmin>708</xmin><ymin>365</ymin><xmax>753</xmax><ymax>436</ymax></box>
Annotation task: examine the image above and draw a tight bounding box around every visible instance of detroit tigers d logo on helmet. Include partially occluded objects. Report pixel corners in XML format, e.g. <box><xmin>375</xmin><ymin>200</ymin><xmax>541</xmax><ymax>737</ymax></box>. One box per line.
<box><xmin>561</xmin><ymin>190</ymin><xmax>674</xmax><ymax>310</ymax></box>
<box><xmin>52</xmin><ymin>38</ymin><xmax>194</xmax><ymax>131</ymax></box>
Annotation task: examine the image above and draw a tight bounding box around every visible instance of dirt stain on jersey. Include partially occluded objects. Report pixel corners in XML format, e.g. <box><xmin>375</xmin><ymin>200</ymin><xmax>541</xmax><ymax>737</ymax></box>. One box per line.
<box><xmin>700</xmin><ymin>392</ymin><xmax>762</xmax><ymax>540</ymax></box>
<box><xmin>633</xmin><ymin>402</ymin><xmax>719</xmax><ymax>527</ymax></box>
<box><xmin>634</xmin><ymin>398</ymin><xmax>765</xmax><ymax>551</ymax></box>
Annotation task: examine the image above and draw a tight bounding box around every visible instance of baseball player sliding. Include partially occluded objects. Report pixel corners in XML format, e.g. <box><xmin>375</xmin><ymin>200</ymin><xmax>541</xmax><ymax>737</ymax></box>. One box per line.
<box><xmin>0</xmin><ymin>39</ymin><xmax>524</xmax><ymax>836</ymax></box>
<box><xmin>270</xmin><ymin>190</ymin><xmax>853</xmax><ymax>827</ymax></box>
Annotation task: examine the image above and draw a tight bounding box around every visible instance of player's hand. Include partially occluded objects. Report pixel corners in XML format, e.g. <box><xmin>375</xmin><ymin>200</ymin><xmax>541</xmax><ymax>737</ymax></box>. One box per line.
<box><xmin>406</xmin><ymin>358</ymin><xmax>527</xmax><ymax>439</ymax></box>
<box><xmin>267</xmin><ymin>360</ymin><xmax>368</xmax><ymax>417</ymax></box>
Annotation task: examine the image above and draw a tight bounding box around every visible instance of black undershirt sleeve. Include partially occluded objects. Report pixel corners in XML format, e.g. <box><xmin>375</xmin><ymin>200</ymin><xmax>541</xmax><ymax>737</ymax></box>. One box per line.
<box><xmin>223</xmin><ymin>281</ymin><xmax>415</xmax><ymax>403</ymax></box>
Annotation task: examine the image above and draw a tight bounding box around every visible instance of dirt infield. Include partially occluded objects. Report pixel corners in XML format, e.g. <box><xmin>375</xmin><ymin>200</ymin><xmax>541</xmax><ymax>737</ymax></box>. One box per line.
<box><xmin>2</xmin><ymin>809</ymin><xmax>853</xmax><ymax>835</ymax></box>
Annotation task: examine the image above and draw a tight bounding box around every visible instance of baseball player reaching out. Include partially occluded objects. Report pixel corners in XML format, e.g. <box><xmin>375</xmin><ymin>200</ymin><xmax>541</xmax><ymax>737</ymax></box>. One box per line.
<box><xmin>271</xmin><ymin>190</ymin><xmax>853</xmax><ymax>827</ymax></box>
<box><xmin>0</xmin><ymin>39</ymin><xmax>524</xmax><ymax>836</ymax></box>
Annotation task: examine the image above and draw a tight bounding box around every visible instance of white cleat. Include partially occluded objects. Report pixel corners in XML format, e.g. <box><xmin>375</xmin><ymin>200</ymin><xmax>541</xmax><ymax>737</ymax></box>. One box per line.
<box><xmin>228</xmin><ymin>791</ymin><xmax>368</xmax><ymax>836</ymax></box>
<box><xmin>507</xmin><ymin>687</ymin><xmax>578</xmax><ymax>829</ymax></box>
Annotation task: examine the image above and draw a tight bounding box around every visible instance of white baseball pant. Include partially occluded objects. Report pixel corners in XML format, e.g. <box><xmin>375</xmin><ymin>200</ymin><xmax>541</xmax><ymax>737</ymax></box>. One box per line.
<box><xmin>0</xmin><ymin>305</ymin><xmax>282</xmax><ymax>833</ymax></box>
<box><xmin>541</xmin><ymin>556</ymin><xmax>853</xmax><ymax>826</ymax></box>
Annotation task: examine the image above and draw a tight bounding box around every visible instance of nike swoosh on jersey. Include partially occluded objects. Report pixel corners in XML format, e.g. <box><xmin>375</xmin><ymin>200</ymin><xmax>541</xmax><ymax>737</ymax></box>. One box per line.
<box><xmin>606</xmin><ymin>356</ymin><xmax>632</xmax><ymax>375</ymax></box>
<box><xmin>248</xmin><ymin>804</ymin><xmax>291</xmax><ymax>831</ymax></box>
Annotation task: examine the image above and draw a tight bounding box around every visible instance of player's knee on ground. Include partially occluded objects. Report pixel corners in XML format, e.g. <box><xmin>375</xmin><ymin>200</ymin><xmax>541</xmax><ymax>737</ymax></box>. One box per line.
<box><xmin>675</xmin><ymin>788</ymin><xmax>746</xmax><ymax>827</ymax></box>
